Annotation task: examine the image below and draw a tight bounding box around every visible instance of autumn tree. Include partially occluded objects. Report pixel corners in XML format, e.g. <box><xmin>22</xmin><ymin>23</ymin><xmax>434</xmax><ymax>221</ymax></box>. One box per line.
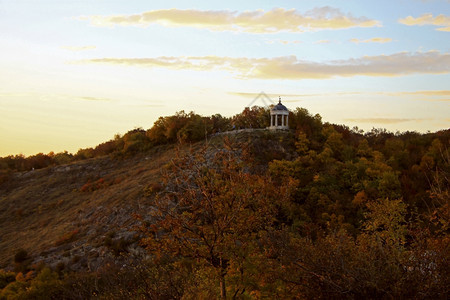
<box><xmin>232</xmin><ymin>106</ymin><xmax>270</xmax><ymax>129</ymax></box>
<box><xmin>211</xmin><ymin>113</ymin><xmax>232</xmax><ymax>133</ymax></box>
<box><xmin>140</xmin><ymin>140</ymin><xmax>294</xmax><ymax>299</ymax></box>
<box><xmin>121</xmin><ymin>127</ymin><xmax>151</xmax><ymax>154</ymax></box>
<box><xmin>260</xmin><ymin>198</ymin><xmax>449</xmax><ymax>299</ymax></box>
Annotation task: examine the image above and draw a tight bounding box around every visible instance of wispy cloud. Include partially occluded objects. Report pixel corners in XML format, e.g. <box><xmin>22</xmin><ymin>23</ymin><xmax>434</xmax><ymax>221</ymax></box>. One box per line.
<box><xmin>78</xmin><ymin>7</ymin><xmax>381</xmax><ymax>33</ymax></box>
<box><xmin>423</xmin><ymin>98</ymin><xmax>450</xmax><ymax>102</ymax></box>
<box><xmin>136</xmin><ymin>104</ymin><xmax>165</xmax><ymax>108</ymax></box>
<box><xmin>230</xmin><ymin>90</ymin><xmax>450</xmax><ymax>100</ymax></box>
<box><xmin>76</xmin><ymin>51</ymin><xmax>450</xmax><ymax>80</ymax></box>
<box><xmin>78</xmin><ymin>96</ymin><xmax>114</xmax><ymax>102</ymax></box>
<box><xmin>314</xmin><ymin>39</ymin><xmax>331</xmax><ymax>44</ymax></box>
<box><xmin>345</xmin><ymin>118</ymin><xmax>425</xmax><ymax>124</ymax></box>
<box><xmin>383</xmin><ymin>90</ymin><xmax>450</xmax><ymax>97</ymax></box>
<box><xmin>399</xmin><ymin>13</ymin><xmax>450</xmax><ymax>31</ymax></box>
<box><xmin>61</xmin><ymin>45</ymin><xmax>96</xmax><ymax>51</ymax></box>
<box><xmin>375</xmin><ymin>90</ymin><xmax>449</xmax><ymax>101</ymax></box>
<box><xmin>266</xmin><ymin>39</ymin><xmax>302</xmax><ymax>45</ymax></box>
<box><xmin>229</xmin><ymin>92</ymin><xmax>315</xmax><ymax>98</ymax></box>
<box><xmin>350</xmin><ymin>37</ymin><xmax>392</xmax><ymax>44</ymax></box>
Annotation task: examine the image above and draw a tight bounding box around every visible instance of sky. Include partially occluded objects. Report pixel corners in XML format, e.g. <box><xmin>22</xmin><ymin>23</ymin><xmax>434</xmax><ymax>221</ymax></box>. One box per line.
<box><xmin>0</xmin><ymin>0</ymin><xmax>449</xmax><ymax>156</ymax></box>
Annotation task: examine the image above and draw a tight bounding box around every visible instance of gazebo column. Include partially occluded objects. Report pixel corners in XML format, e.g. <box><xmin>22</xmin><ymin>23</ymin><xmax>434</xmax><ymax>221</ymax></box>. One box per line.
<box><xmin>275</xmin><ymin>114</ymin><xmax>278</xmax><ymax>126</ymax></box>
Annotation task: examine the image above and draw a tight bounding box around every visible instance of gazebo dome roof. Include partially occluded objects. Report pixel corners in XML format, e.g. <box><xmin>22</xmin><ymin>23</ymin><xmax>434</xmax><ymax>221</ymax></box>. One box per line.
<box><xmin>271</xmin><ymin>97</ymin><xmax>288</xmax><ymax>112</ymax></box>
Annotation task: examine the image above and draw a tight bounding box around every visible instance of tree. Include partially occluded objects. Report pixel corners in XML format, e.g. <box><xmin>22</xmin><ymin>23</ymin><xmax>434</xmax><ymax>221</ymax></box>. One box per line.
<box><xmin>122</xmin><ymin>128</ymin><xmax>151</xmax><ymax>154</ymax></box>
<box><xmin>147</xmin><ymin>116</ymin><xmax>168</xmax><ymax>145</ymax></box>
<box><xmin>139</xmin><ymin>141</ymin><xmax>294</xmax><ymax>299</ymax></box>
<box><xmin>231</xmin><ymin>106</ymin><xmax>270</xmax><ymax>129</ymax></box>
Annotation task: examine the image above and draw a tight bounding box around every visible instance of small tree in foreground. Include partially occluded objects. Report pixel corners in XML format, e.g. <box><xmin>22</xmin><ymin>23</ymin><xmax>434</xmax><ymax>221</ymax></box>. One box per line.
<box><xmin>139</xmin><ymin>141</ymin><xmax>294</xmax><ymax>299</ymax></box>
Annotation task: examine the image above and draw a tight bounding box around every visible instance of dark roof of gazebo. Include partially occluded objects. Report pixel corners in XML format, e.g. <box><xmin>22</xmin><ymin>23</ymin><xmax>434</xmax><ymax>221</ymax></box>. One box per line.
<box><xmin>271</xmin><ymin>98</ymin><xmax>288</xmax><ymax>111</ymax></box>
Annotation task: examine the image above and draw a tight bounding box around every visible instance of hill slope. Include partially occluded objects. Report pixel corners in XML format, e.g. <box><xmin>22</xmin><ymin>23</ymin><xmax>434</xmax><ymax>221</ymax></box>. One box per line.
<box><xmin>0</xmin><ymin>130</ymin><xmax>295</xmax><ymax>271</ymax></box>
<box><xmin>0</xmin><ymin>125</ymin><xmax>448</xmax><ymax>298</ymax></box>
<box><xmin>0</xmin><ymin>144</ymin><xmax>175</xmax><ymax>270</ymax></box>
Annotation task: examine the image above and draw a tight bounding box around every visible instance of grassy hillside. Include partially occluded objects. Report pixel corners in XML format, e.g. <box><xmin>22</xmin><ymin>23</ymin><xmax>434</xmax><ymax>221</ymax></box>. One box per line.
<box><xmin>0</xmin><ymin>144</ymin><xmax>175</xmax><ymax>270</ymax></box>
<box><xmin>0</xmin><ymin>130</ymin><xmax>295</xmax><ymax>271</ymax></box>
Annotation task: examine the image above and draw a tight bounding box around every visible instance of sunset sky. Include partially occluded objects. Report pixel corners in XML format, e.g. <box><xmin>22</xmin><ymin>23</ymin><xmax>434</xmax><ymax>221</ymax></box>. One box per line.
<box><xmin>1</xmin><ymin>0</ymin><xmax>449</xmax><ymax>156</ymax></box>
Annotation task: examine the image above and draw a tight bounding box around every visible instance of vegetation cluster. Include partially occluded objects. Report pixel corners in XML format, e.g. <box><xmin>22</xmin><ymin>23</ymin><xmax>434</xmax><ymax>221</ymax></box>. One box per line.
<box><xmin>0</xmin><ymin>106</ymin><xmax>448</xmax><ymax>299</ymax></box>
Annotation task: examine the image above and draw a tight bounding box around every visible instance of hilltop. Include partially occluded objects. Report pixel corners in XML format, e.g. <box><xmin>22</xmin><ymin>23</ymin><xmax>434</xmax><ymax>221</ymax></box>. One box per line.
<box><xmin>0</xmin><ymin>107</ymin><xmax>448</xmax><ymax>299</ymax></box>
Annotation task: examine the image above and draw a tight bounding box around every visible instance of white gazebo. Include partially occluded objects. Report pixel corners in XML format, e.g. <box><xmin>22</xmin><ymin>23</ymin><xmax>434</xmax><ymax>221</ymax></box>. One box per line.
<box><xmin>269</xmin><ymin>97</ymin><xmax>289</xmax><ymax>130</ymax></box>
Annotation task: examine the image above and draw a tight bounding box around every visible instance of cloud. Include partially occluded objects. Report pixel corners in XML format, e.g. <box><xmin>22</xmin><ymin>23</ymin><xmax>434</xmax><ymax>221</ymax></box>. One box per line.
<box><xmin>350</xmin><ymin>37</ymin><xmax>392</xmax><ymax>44</ymax></box>
<box><xmin>230</xmin><ymin>90</ymin><xmax>450</xmax><ymax>101</ymax></box>
<box><xmin>78</xmin><ymin>7</ymin><xmax>381</xmax><ymax>33</ymax></box>
<box><xmin>424</xmin><ymin>98</ymin><xmax>450</xmax><ymax>102</ymax></box>
<box><xmin>136</xmin><ymin>104</ymin><xmax>165</xmax><ymax>107</ymax></box>
<box><xmin>229</xmin><ymin>92</ymin><xmax>315</xmax><ymax>98</ymax></box>
<box><xmin>61</xmin><ymin>45</ymin><xmax>96</xmax><ymax>51</ymax></box>
<box><xmin>345</xmin><ymin>118</ymin><xmax>423</xmax><ymax>124</ymax></box>
<box><xmin>282</xmin><ymin>40</ymin><xmax>301</xmax><ymax>45</ymax></box>
<box><xmin>266</xmin><ymin>39</ymin><xmax>302</xmax><ymax>45</ymax></box>
<box><xmin>76</xmin><ymin>51</ymin><xmax>450</xmax><ymax>80</ymax></box>
<box><xmin>399</xmin><ymin>13</ymin><xmax>450</xmax><ymax>31</ymax></box>
<box><xmin>229</xmin><ymin>91</ymin><xmax>362</xmax><ymax>98</ymax></box>
<box><xmin>314</xmin><ymin>40</ymin><xmax>331</xmax><ymax>44</ymax></box>
<box><xmin>383</xmin><ymin>90</ymin><xmax>450</xmax><ymax>97</ymax></box>
<box><xmin>375</xmin><ymin>90</ymin><xmax>449</xmax><ymax>101</ymax></box>
<box><xmin>78</xmin><ymin>96</ymin><xmax>114</xmax><ymax>102</ymax></box>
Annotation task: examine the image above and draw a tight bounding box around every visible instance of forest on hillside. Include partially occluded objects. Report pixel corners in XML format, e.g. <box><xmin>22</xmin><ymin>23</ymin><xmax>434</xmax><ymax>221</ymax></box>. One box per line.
<box><xmin>0</xmin><ymin>106</ymin><xmax>449</xmax><ymax>299</ymax></box>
